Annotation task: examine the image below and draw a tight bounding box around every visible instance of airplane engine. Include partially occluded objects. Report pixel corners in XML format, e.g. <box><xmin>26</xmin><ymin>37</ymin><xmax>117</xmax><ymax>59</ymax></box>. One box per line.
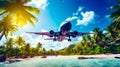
<box><xmin>72</xmin><ymin>31</ymin><xmax>78</xmax><ymax>37</ymax></box>
<box><xmin>49</xmin><ymin>30</ymin><xmax>54</xmax><ymax>37</ymax></box>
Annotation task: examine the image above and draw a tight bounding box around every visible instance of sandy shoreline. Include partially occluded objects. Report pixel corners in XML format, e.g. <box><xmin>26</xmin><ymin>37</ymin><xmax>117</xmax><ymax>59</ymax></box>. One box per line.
<box><xmin>47</xmin><ymin>54</ymin><xmax>120</xmax><ymax>59</ymax></box>
<box><xmin>6</xmin><ymin>54</ymin><xmax>120</xmax><ymax>62</ymax></box>
<box><xmin>20</xmin><ymin>54</ymin><xmax>120</xmax><ymax>60</ymax></box>
<box><xmin>4</xmin><ymin>54</ymin><xmax>120</xmax><ymax>63</ymax></box>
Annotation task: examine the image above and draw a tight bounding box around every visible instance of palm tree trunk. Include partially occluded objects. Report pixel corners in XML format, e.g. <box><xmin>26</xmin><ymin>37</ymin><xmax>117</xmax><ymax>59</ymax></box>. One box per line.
<box><xmin>0</xmin><ymin>31</ymin><xmax>5</xmax><ymax>41</ymax></box>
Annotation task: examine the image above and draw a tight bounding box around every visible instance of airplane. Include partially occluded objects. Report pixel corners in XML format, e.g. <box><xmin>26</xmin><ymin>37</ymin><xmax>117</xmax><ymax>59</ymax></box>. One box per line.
<box><xmin>26</xmin><ymin>21</ymin><xmax>93</xmax><ymax>42</ymax></box>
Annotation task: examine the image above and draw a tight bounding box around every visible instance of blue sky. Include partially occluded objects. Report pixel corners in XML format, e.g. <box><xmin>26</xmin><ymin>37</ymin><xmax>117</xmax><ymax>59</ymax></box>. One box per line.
<box><xmin>22</xmin><ymin>0</ymin><xmax>117</xmax><ymax>32</ymax></box>
<box><xmin>0</xmin><ymin>0</ymin><xmax>117</xmax><ymax>50</ymax></box>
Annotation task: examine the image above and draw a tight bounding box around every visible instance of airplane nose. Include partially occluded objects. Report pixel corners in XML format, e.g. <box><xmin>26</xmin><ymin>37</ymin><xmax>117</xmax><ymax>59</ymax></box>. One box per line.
<box><xmin>60</xmin><ymin>22</ymin><xmax>72</xmax><ymax>32</ymax></box>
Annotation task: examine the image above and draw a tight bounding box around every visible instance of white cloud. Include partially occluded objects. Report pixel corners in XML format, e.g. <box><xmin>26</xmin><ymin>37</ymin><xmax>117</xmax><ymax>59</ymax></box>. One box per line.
<box><xmin>21</xmin><ymin>33</ymin><xmax>73</xmax><ymax>50</ymax></box>
<box><xmin>66</xmin><ymin>16</ymin><xmax>78</xmax><ymax>21</ymax></box>
<box><xmin>41</xmin><ymin>29</ymin><xmax>48</xmax><ymax>32</ymax></box>
<box><xmin>77</xmin><ymin>36</ymin><xmax>82</xmax><ymax>41</ymax></box>
<box><xmin>103</xmin><ymin>30</ymin><xmax>108</xmax><ymax>34</ymax></box>
<box><xmin>0</xmin><ymin>35</ymin><xmax>17</xmax><ymax>45</ymax></box>
<box><xmin>77</xmin><ymin>7</ymin><xmax>84</xmax><ymax>12</ymax></box>
<box><xmin>28</xmin><ymin>0</ymin><xmax>49</xmax><ymax>10</ymax></box>
<box><xmin>21</xmin><ymin>33</ymin><xmax>33</xmax><ymax>41</ymax></box>
<box><xmin>90</xmin><ymin>31</ymin><xmax>94</xmax><ymax>37</ymax></box>
<box><xmin>0</xmin><ymin>36</ymin><xmax>6</xmax><ymax>45</ymax></box>
<box><xmin>59</xmin><ymin>21</ymin><xmax>68</xmax><ymax>27</ymax></box>
<box><xmin>76</xmin><ymin>11</ymin><xmax>95</xmax><ymax>25</ymax></box>
<box><xmin>61</xmin><ymin>6</ymin><xmax>95</xmax><ymax>26</ymax></box>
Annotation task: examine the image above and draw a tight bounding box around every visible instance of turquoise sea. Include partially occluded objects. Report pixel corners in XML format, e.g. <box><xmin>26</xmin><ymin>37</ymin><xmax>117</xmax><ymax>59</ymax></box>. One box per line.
<box><xmin>0</xmin><ymin>57</ymin><xmax>120</xmax><ymax>67</ymax></box>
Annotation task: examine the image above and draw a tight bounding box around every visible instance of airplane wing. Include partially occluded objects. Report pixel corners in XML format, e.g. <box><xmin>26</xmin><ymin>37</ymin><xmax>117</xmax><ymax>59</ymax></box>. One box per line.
<box><xmin>26</xmin><ymin>31</ymin><xmax>60</xmax><ymax>37</ymax></box>
<box><xmin>26</xmin><ymin>32</ymin><xmax>49</xmax><ymax>36</ymax></box>
<box><xmin>77</xmin><ymin>32</ymin><xmax>94</xmax><ymax>36</ymax></box>
<box><xmin>66</xmin><ymin>31</ymin><xmax>94</xmax><ymax>37</ymax></box>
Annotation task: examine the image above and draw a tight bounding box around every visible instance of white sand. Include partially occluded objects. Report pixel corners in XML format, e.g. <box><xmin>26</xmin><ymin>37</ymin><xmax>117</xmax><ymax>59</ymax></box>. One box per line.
<box><xmin>8</xmin><ymin>54</ymin><xmax>120</xmax><ymax>61</ymax></box>
<box><xmin>25</xmin><ymin>54</ymin><xmax>120</xmax><ymax>60</ymax></box>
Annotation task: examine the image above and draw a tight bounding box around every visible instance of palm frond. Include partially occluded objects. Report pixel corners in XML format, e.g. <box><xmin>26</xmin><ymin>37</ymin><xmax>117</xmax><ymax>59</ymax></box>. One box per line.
<box><xmin>24</xmin><ymin>6</ymin><xmax>40</xmax><ymax>15</ymax></box>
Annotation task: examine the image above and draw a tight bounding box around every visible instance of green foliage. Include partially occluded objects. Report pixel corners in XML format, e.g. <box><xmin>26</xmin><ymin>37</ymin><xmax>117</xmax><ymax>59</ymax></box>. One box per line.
<box><xmin>0</xmin><ymin>18</ymin><xmax>18</xmax><ymax>40</ymax></box>
<box><xmin>15</xmin><ymin>36</ymin><xmax>26</xmax><ymax>47</ymax></box>
<box><xmin>1</xmin><ymin>28</ymin><xmax>120</xmax><ymax>57</ymax></box>
<box><xmin>0</xmin><ymin>45</ymin><xmax>5</xmax><ymax>54</ymax></box>
<box><xmin>1</xmin><ymin>37</ymin><xmax>44</xmax><ymax>57</ymax></box>
<box><xmin>109</xmin><ymin>0</ymin><xmax>120</xmax><ymax>32</ymax></box>
<box><xmin>0</xmin><ymin>0</ymin><xmax>120</xmax><ymax>57</ymax></box>
<box><xmin>57</xmin><ymin>27</ymin><xmax>120</xmax><ymax>55</ymax></box>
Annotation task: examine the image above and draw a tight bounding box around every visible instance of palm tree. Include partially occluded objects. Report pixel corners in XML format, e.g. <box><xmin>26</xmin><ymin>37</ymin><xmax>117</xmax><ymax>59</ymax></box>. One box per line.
<box><xmin>49</xmin><ymin>49</ymin><xmax>55</xmax><ymax>55</ymax></box>
<box><xmin>106</xmin><ymin>27</ymin><xmax>118</xmax><ymax>42</ymax></box>
<box><xmin>0</xmin><ymin>0</ymin><xmax>10</xmax><ymax>15</ymax></box>
<box><xmin>85</xmin><ymin>34</ymin><xmax>94</xmax><ymax>50</ymax></box>
<box><xmin>93</xmin><ymin>28</ymin><xmax>103</xmax><ymax>41</ymax></box>
<box><xmin>4</xmin><ymin>38</ymin><xmax>15</xmax><ymax>57</ymax></box>
<box><xmin>36</xmin><ymin>42</ymin><xmax>42</xmax><ymax>49</ymax></box>
<box><xmin>109</xmin><ymin>0</ymin><xmax>120</xmax><ymax>32</ymax></box>
<box><xmin>24</xmin><ymin>43</ymin><xmax>30</xmax><ymax>55</ymax></box>
<box><xmin>0</xmin><ymin>0</ymin><xmax>40</xmax><ymax>27</ymax></box>
<box><xmin>0</xmin><ymin>17</ymin><xmax>18</xmax><ymax>40</ymax></box>
<box><xmin>35</xmin><ymin>42</ymin><xmax>42</xmax><ymax>55</ymax></box>
<box><xmin>0</xmin><ymin>0</ymin><xmax>31</xmax><ymax>15</ymax></box>
<box><xmin>42</xmin><ymin>48</ymin><xmax>46</xmax><ymax>55</ymax></box>
<box><xmin>15</xmin><ymin>36</ymin><xmax>26</xmax><ymax>47</ymax></box>
<box><xmin>93</xmin><ymin>28</ymin><xmax>105</xmax><ymax>47</ymax></box>
<box><xmin>5</xmin><ymin>38</ymin><xmax>14</xmax><ymax>49</ymax></box>
<box><xmin>15</xmin><ymin>36</ymin><xmax>26</xmax><ymax>56</ymax></box>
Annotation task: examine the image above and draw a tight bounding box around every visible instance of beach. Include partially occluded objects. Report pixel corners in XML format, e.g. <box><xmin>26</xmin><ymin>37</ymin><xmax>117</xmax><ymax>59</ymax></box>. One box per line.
<box><xmin>14</xmin><ymin>54</ymin><xmax>120</xmax><ymax>60</ymax></box>
<box><xmin>4</xmin><ymin>54</ymin><xmax>120</xmax><ymax>64</ymax></box>
<box><xmin>2</xmin><ymin>54</ymin><xmax>120</xmax><ymax>67</ymax></box>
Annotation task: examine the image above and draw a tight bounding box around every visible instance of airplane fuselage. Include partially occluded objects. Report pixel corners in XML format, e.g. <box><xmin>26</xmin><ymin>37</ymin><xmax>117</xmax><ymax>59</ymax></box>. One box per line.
<box><xmin>57</xmin><ymin>22</ymin><xmax>72</xmax><ymax>41</ymax></box>
<box><xmin>26</xmin><ymin>21</ymin><xmax>92</xmax><ymax>42</ymax></box>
